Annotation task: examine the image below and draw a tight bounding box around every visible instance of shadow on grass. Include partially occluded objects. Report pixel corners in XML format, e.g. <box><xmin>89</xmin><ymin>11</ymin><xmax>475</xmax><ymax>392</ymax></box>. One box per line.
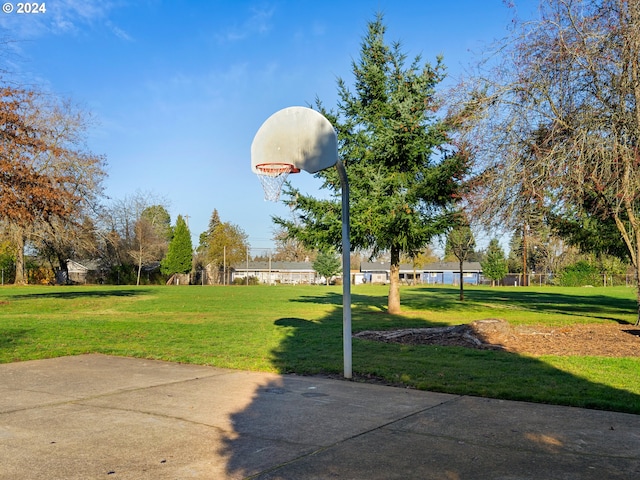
<box><xmin>267</xmin><ymin>308</ymin><xmax>640</xmax><ymax>413</ymax></box>
<box><xmin>295</xmin><ymin>286</ymin><xmax>637</xmax><ymax>324</ymax></box>
<box><xmin>0</xmin><ymin>328</ymin><xmax>31</xmax><ymax>350</ymax></box>
<box><xmin>406</xmin><ymin>286</ymin><xmax>637</xmax><ymax>323</ymax></box>
<box><xmin>9</xmin><ymin>288</ymin><xmax>152</xmax><ymax>301</ymax></box>
<box><xmin>220</xmin><ymin>287</ymin><xmax>640</xmax><ymax>477</ymax></box>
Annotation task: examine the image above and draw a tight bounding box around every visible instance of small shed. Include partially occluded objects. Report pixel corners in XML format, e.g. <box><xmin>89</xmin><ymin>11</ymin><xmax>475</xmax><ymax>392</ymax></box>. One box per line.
<box><xmin>65</xmin><ymin>259</ymin><xmax>100</xmax><ymax>284</ymax></box>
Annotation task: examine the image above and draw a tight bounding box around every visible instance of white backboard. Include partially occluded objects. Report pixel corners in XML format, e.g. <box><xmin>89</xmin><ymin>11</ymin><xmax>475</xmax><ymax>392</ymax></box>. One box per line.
<box><xmin>251</xmin><ymin>106</ymin><xmax>338</xmax><ymax>174</ymax></box>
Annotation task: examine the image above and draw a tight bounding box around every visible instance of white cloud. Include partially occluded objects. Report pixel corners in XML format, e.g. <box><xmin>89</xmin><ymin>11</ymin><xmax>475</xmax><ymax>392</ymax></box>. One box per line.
<box><xmin>0</xmin><ymin>0</ymin><xmax>132</xmax><ymax>41</ymax></box>
<box><xmin>106</xmin><ymin>21</ymin><xmax>133</xmax><ymax>41</ymax></box>
<box><xmin>218</xmin><ymin>5</ymin><xmax>275</xmax><ymax>43</ymax></box>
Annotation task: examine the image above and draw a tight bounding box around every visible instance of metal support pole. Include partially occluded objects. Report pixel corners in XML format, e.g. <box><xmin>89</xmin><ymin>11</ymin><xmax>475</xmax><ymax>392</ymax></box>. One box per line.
<box><xmin>336</xmin><ymin>160</ymin><xmax>352</xmax><ymax>379</ymax></box>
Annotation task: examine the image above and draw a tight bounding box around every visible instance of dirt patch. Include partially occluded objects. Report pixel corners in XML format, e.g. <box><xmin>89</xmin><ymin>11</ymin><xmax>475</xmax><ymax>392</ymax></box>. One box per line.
<box><xmin>354</xmin><ymin>319</ymin><xmax>640</xmax><ymax>357</ymax></box>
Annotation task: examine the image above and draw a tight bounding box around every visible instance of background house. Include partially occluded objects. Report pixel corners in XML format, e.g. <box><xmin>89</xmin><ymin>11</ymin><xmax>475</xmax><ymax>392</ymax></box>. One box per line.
<box><xmin>232</xmin><ymin>261</ymin><xmax>319</xmax><ymax>285</ymax></box>
<box><xmin>422</xmin><ymin>262</ymin><xmax>483</xmax><ymax>285</ymax></box>
<box><xmin>360</xmin><ymin>261</ymin><xmax>483</xmax><ymax>285</ymax></box>
<box><xmin>360</xmin><ymin>262</ymin><xmax>425</xmax><ymax>285</ymax></box>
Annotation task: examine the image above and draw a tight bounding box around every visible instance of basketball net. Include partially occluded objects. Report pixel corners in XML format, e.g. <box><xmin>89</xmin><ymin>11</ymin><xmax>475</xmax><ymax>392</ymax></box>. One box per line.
<box><xmin>255</xmin><ymin>163</ymin><xmax>300</xmax><ymax>202</ymax></box>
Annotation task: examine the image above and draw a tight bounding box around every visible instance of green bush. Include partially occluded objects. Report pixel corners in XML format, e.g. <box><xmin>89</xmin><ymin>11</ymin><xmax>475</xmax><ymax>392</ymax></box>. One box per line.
<box><xmin>556</xmin><ymin>261</ymin><xmax>601</xmax><ymax>287</ymax></box>
<box><xmin>232</xmin><ymin>276</ymin><xmax>260</xmax><ymax>285</ymax></box>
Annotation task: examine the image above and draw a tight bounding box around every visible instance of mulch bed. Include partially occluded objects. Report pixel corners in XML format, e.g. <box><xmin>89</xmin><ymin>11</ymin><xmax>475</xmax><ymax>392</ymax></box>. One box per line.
<box><xmin>354</xmin><ymin>319</ymin><xmax>640</xmax><ymax>357</ymax></box>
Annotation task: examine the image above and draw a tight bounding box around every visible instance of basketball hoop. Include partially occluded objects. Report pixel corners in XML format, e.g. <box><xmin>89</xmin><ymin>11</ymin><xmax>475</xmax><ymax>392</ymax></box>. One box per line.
<box><xmin>255</xmin><ymin>163</ymin><xmax>300</xmax><ymax>201</ymax></box>
<box><xmin>250</xmin><ymin>107</ymin><xmax>351</xmax><ymax>379</ymax></box>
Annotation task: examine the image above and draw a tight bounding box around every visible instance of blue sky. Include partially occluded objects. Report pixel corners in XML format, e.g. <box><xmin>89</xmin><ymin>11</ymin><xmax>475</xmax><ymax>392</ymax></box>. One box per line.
<box><xmin>1</xmin><ymin>0</ymin><xmax>537</xmax><ymax>253</ymax></box>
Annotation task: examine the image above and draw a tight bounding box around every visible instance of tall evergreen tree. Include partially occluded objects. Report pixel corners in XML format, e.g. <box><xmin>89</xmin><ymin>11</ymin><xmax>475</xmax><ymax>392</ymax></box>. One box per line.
<box><xmin>198</xmin><ymin>209</ymin><xmax>221</xmax><ymax>255</ymax></box>
<box><xmin>161</xmin><ymin>215</ymin><xmax>193</xmax><ymax>276</ymax></box>
<box><xmin>507</xmin><ymin>232</ymin><xmax>523</xmax><ymax>274</ymax></box>
<box><xmin>481</xmin><ymin>238</ymin><xmax>508</xmax><ymax>287</ymax></box>
<box><xmin>275</xmin><ymin>14</ymin><xmax>469</xmax><ymax>313</ymax></box>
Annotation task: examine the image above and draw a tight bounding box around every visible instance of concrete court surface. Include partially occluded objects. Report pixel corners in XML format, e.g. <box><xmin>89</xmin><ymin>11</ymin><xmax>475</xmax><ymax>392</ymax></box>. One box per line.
<box><xmin>0</xmin><ymin>354</ymin><xmax>639</xmax><ymax>479</ymax></box>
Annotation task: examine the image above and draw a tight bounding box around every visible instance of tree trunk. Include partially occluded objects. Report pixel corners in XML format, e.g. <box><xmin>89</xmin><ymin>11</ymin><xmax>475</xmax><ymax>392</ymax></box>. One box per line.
<box><xmin>14</xmin><ymin>229</ymin><xmax>27</xmax><ymax>285</ymax></box>
<box><xmin>56</xmin><ymin>252</ymin><xmax>69</xmax><ymax>285</ymax></box>
<box><xmin>388</xmin><ymin>246</ymin><xmax>401</xmax><ymax>314</ymax></box>
<box><xmin>635</xmin><ymin>265</ymin><xmax>640</xmax><ymax>326</ymax></box>
<box><xmin>635</xmin><ymin>234</ymin><xmax>640</xmax><ymax>326</ymax></box>
<box><xmin>459</xmin><ymin>259</ymin><xmax>464</xmax><ymax>301</ymax></box>
<box><xmin>136</xmin><ymin>260</ymin><xmax>142</xmax><ymax>286</ymax></box>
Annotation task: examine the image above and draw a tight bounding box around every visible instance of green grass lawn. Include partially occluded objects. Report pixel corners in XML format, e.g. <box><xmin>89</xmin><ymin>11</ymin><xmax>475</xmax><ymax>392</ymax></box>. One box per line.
<box><xmin>1</xmin><ymin>283</ymin><xmax>639</xmax><ymax>414</ymax></box>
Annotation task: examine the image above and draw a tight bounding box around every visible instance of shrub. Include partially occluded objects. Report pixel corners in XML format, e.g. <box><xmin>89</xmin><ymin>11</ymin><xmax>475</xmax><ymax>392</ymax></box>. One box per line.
<box><xmin>232</xmin><ymin>276</ymin><xmax>259</xmax><ymax>285</ymax></box>
<box><xmin>28</xmin><ymin>266</ymin><xmax>54</xmax><ymax>285</ymax></box>
<box><xmin>556</xmin><ymin>261</ymin><xmax>601</xmax><ymax>287</ymax></box>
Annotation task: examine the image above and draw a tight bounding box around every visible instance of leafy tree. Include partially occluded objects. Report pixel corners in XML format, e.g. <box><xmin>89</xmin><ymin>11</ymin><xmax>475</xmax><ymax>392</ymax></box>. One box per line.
<box><xmin>445</xmin><ymin>218</ymin><xmax>475</xmax><ymax>300</ymax></box>
<box><xmin>313</xmin><ymin>250</ymin><xmax>342</xmax><ymax>285</ymax></box>
<box><xmin>161</xmin><ymin>215</ymin><xmax>193</xmax><ymax>277</ymax></box>
<box><xmin>550</xmin><ymin>199</ymin><xmax>630</xmax><ymax>262</ymax></box>
<box><xmin>481</xmin><ymin>238</ymin><xmax>508</xmax><ymax>287</ymax></box>
<box><xmin>409</xmin><ymin>246</ymin><xmax>439</xmax><ymax>268</ymax></box>
<box><xmin>405</xmin><ymin>246</ymin><xmax>439</xmax><ymax>285</ymax></box>
<box><xmin>142</xmin><ymin>205</ymin><xmax>171</xmax><ymax>242</ymax></box>
<box><xmin>556</xmin><ymin>261</ymin><xmax>601</xmax><ymax>287</ymax></box>
<box><xmin>201</xmin><ymin>217</ymin><xmax>248</xmax><ymax>284</ymax></box>
<box><xmin>275</xmin><ymin>14</ymin><xmax>469</xmax><ymax>313</ymax></box>
<box><xmin>0</xmin><ymin>239</ymin><xmax>15</xmax><ymax>282</ymax></box>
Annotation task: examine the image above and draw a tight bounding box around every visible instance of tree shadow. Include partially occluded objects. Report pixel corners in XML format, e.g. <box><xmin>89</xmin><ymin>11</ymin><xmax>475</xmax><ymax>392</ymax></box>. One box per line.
<box><xmin>9</xmin><ymin>288</ymin><xmax>151</xmax><ymax>301</ymax></box>
<box><xmin>218</xmin><ymin>289</ymin><xmax>640</xmax><ymax>478</ymax></box>
<box><xmin>295</xmin><ymin>286</ymin><xmax>637</xmax><ymax>324</ymax></box>
<box><xmin>403</xmin><ymin>286</ymin><xmax>637</xmax><ymax>323</ymax></box>
<box><xmin>0</xmin><ymin>328</ymin><xmax>31</xmax><ymax>350</ymax></box>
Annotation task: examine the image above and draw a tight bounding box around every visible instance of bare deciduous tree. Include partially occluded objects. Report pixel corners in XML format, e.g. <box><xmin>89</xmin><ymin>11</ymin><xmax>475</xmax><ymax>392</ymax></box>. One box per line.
<box><xmin>100</xmin><ymin>192</ymin><xmax>170</xmax><ymax>285</ymax></box>
<box><xmin>272</xmin><ymin>228</ymin><xmax>316</xmax><ymax>262</ymax></box>
<box><xmin>0</xmin><ymin>85</ymin><xmax>105</xmax><ymax>284</ymax></box>
<box><xmin>458</xmin><ymin>0</ymin><xmax>640</xmax><ymax>323</ymax></box>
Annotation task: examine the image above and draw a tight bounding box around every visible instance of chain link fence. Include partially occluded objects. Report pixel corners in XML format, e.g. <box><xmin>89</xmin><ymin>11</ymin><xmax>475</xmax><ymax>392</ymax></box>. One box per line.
<box><xmin>481</xmin><ymin>273</ymin><xmax>637</xmax><ymax>287</ymax></box>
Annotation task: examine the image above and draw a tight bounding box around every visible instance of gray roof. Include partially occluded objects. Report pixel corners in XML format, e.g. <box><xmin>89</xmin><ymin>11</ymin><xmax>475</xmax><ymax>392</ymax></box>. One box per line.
<box><xmin>66</xmin><ymin>259</ymin><xmax>101</xmax><ymax>271</ymax></box>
